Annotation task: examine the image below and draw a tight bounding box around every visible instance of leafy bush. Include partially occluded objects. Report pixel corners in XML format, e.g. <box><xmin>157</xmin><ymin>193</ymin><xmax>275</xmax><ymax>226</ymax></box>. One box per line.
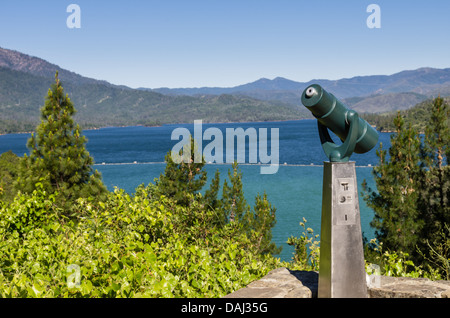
<box><xmin>0</xmin><ymin>151</ymin><xmax>20</xmax><ymax>203</ymax></box>
<box><xmin>364</xmin><ymin>239</ymin><xmax>442</xmax><ymax>280</ymax></box>
<box><xmin>286</xmin><ymin>218</ymin><xmax>320</xmax><ymax>271</ymax></box>
<box><xmin>0</xmin><ymin>185</ymin><xmax>280</xmax><ymax>298</ymax></box>
<box><xmin>0</xmin><ymin>183</ymin><xmax>59</xmax><ymax>236</ymax></box>
<box><xmin>419</xmin><ymin>224</ymin><xmax>450</xmax><ymax>280</ymax></box>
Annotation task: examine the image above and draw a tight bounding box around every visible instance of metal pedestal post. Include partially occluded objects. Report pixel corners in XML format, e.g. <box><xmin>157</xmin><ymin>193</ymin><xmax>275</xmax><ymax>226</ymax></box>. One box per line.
<box><xmin>318</xmin><ymin>161</ymin><xmax>367</xmax><ymax>298</ymax></box>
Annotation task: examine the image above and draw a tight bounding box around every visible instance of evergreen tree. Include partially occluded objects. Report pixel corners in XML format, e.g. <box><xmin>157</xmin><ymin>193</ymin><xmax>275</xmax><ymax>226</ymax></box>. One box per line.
<box><xmin>221</xmin><ymin>162</ymin><xmax>250</xmax><ymax>223</ymax></box>
<box><xmin>418</xmin><ymin>96</ymin><xmax>450</xmax><ymax>248</ymax></box>
<box><xmin>246</xmin><ymin>192</ymin><xmax>282</xmax><ymax>255</ymax></box>
<box><xmin>15</xmin><ymin>72</ymin><xmax>107</xmax><ymax>211</ymax></box>
<box><xmin>221</xmin><ymin>162</ymin><xmax>281</xmax><ymax>255</ymax></box>
<box><xmin>362</xmin><ymin>112</ymin><xmax>423</xmax><ymax>255</ymax></box>
<box><xmin>204</xmin><ymin>169</ymin><xmax>221</xmax><ymax>209</ymax></box>
<box><xmin>203</xmin><ymin>169</ymin><xmax>225</xmax><ymax>226</ymax></box>
<box><xmin>157</xmin><ymin>148</ymin><xmax>281</xmax><ymax>256</ymax></box>
<box><xmin>156</xmin><ymin>136</ymin><xmax>207</xmax><ymax>206</ymax></box>
<box><xmin>364</xmin><ymin>99</ymin><xmax>450</xmax><ymax>265</ymax></box>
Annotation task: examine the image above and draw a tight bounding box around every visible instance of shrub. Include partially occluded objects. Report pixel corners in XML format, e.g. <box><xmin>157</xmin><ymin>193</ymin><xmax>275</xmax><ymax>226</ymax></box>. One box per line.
<box><xmin>286</xmin><ymin>218</ymin><xmax>320</xmax><ymax>271</ymax></box>
<box><xmin>0</xmin><ymin>185</ymin><xmax>280</xmax><ymax>298</ymax></box>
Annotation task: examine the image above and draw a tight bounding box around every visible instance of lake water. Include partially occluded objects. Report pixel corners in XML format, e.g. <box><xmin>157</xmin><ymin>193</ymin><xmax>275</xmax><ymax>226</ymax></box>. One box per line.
<box><xmin>0</xmin><ymin>120</ymin><xmax>391</xmax><ymax>262</ymax></box>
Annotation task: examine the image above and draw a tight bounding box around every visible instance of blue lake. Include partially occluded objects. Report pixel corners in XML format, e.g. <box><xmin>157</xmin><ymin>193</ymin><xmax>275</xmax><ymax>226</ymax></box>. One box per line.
<box><xmin>0</xmin><ymin>120</ymin><xmax>392</xmax><ymax>262</ymax></box>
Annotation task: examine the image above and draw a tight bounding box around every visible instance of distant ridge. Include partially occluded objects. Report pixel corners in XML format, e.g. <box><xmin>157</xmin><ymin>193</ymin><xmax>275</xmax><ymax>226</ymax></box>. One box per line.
<box><xmin>144</xmin><ymin>67</ymin><xmax>450</xmax><ymax>112</ymax></box>
<box><xmin>146</xmin><ymin>67</ymin><xmax>450</xmax><ymax>99</ymax></box>
<box><xmin>1</xmin><ymin>46</ymin><xmax>450</xmax><ymax>134</ymax></box>
<box><xmin>0</xmin><ymin>47</ymin><xmax>113</xmax><ymax>87</ymax></box>
<box><xmin>0</xmin><ymin>47</ymin><xmax>307</xmax><ymax>134</ymax></box>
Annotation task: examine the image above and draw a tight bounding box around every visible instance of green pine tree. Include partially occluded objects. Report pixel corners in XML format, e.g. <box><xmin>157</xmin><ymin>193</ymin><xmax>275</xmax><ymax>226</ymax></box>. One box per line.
<box><xmin>156</xmin><ymin>136</ymin><xmax>207</xmax><ymax>206</ymax></box>
<box><xmin>221</xmin><ymin>162</ymin><xmax>281</xmax><ymax>255</ymax></box>
<box><xmin>418</xmin><ymin>96</ymin><xmax>450</xmax><ymax>248</ymax></box>
<box><xmin>362</xmin><ymin>112</ymin><xmax>423</xmax><ymax>255</ymax></box>
<box><xmin>221</xmin><ymin>162</ymin><xmax>250</xmax><ymax>223</ymax></box>
<box><xmin>203</xmin><ymin>168</ymin><xmax>226</xmax><ymax>226</ymax></box>
<box><xmin>15</xmin><ymin>72</ymin><xmax>107</xmax><ymax>212</ymax></box>
<box><xmin>246</xmin><ymin>192</ymin><xmax>282</xmax><ymax>255</ymax></box>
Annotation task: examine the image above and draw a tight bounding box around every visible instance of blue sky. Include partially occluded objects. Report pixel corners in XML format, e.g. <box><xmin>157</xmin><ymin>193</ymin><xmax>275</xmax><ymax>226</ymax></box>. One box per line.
<box><xmin>0</xmin><ymin>0</ymin><xmax>449</xmax><ymax>88</ymax></box>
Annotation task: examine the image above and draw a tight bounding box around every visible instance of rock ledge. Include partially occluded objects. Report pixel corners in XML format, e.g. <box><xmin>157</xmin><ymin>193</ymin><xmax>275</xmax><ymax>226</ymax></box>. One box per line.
<box><xmin>224</xmin><ymin>268</ymin><xmax>450</xmax><ymax>298</ymax></box>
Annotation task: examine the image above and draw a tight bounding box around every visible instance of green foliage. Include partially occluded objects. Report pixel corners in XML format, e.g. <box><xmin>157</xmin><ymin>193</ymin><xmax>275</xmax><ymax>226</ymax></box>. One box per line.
<box><xmin>218</xmin><ymin>162</ymin><xmax>282</xmax><ymax>256</ymax></box>
<box><xmin>155</xmin><ymin>137</ymin><xmax>207</xmax><ymax>207</ymax></box>
<box><xmin>0</xmin><ymin>150</ymin><xmax>20</xmax><ymax>203</ymax></box>
<box><xmin>203</xmin><ymin>169</ymin><xmax>223</xmax><ymax>218</ymax></box>
<box><xmin>221</xmin><ymin>162</ymin><xmax>250</xmax><ymax>224</ymax></box>
<box><xmin>363</xmin><ymin>96</ymin><xmax>450</xmax><ymax>277</ymax></box>
<box><xmin>14</xmin><ymin>73</ymin><xmax>107</xmax><ymax>212</ymax></box>
<box><xmin>417</xmin><ymin>96</ymin><xmax>450</xmax><ymax>246</ymax></box>
<box><xmin>0</xmin><ymin>67</ymin><xmax>50</xmax><ymax>134</ymax></box>
<box><xmin>419</xmin><ymin>224</ymin><xmax>450</xmax><ymax>280</ymax></box>
<box><xmin>245</xmin><ymin>192</ymin><xmax>282</xmax><ymax>256</ymax></box>
<box><xmin>422</xmin><ymin>96</ymin><xmax>450</xmax><ymax>166</ymax></box>
<box><xmin>362</xmin><ymin>96</ymin><xmax>450</xmax><ymax>133</ymax></box>
<box><xmin>362</xmin><ymin>112</ymin><xmax>398</xmax><ymax>132</ymax></box>
<box><xmin>0</xmin><ymin>185</ymin><xmax>280</xmax><ymax>298</ymax></box>
<box><xmin>287</xmin><ymin>218</ymin><xmax>320</xmax><ymax>271</ymax></box>
<box><xmin>363</xmin><ymin>113</ymin><xmax>423</xmax><ymax>255</ymax></box>
<box><xmin>156</xmin><ymin>146</ymin><xmax>282</xmax><ymax>257</ymax></box>
<box><xmin>0</xmin><ymin>183</ymin><xmax>59</xmax><ymax>237</ymax></box>
<box><xmin>0</xmin><ymin>129</ymin><xmax>284</xmax><ymax>298</ymax></box>
<box><xmin>365</xmin><ymin>240</ymin><xmax>442</xmax><ymax>280</ymax></box>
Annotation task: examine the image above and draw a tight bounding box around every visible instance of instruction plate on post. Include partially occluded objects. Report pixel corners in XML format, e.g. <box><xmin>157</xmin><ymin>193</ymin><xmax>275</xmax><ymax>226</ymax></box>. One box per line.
<box><xmin>334</xmin><ymin>178</ymin><xmax>356</xmax><ymax>225</ymax></box>
<box><xmin>337</xmin><ymin>178</ymin><xmax>353</xmax><ymax>205</ymax></box>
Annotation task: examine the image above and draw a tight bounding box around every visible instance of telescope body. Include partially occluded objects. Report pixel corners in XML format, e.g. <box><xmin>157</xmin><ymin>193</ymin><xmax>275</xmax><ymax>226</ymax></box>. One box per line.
<box><xmin>301</xmin><ymin>84</ymin><xmax>378</xmax><ymax>154</ymax></box>
<box><xmin>300</xmin><ymin>84</ymin><xmax>376</xmax><ymax>297</ymax></box>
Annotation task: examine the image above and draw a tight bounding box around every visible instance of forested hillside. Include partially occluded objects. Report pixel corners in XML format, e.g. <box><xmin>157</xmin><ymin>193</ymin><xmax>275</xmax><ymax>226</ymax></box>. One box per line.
<box><xmin>0</xmin><ymin>67</ymin><xmax>308</xmax><ymax>134</ymax></box>
<box><xmin>2</xmin><ymin>47</ymin><xmax>450</xmax><ymax>135</ymax></box>
<box><xmin>362</xmin><ymin>97</ymin><xmax>450</xmax><ymax>132</ymax></box>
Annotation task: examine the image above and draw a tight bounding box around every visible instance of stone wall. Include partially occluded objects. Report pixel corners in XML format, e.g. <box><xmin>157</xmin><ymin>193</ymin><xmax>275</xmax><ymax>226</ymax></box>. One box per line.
<box><xmin>224</xmin><ymin>268</ymin><xmax>450</xmax><ymax>298</ymax></box>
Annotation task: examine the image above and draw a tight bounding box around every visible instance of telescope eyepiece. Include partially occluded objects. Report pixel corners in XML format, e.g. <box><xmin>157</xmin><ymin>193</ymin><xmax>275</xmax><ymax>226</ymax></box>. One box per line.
<box><xmin>305</xmin><ymin>87</ymin><xmax>318</xmax><ymax>98</ymax></box>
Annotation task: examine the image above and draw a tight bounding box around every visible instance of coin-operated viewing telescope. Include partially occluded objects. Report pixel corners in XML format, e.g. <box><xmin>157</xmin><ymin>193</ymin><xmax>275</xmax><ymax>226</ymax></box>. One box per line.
<box><xmin>301</xmin><ymin>84</ymin><xmax>378</xmax><ymax>162</ymax></box>
<box><xmin>301</xmin><ymin>84</ymin><xmax>379</xmax><ymax>298</ymax></box>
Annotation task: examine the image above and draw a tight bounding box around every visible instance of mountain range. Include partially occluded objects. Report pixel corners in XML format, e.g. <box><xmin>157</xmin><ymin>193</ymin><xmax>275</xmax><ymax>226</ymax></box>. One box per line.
<box><xmin>1</xmin><ymin>46</ymin><xmax>450</xmax><ymax>134</ymax></box>
<box><xmin>146</xmin><ymin>67</ymin><xmax>450</xmax><ymax>113</ymax></box>
<box><xmin>0</xmin><ymin>47</ymin><xmax>307</xmax><ymax>134</ymax></box>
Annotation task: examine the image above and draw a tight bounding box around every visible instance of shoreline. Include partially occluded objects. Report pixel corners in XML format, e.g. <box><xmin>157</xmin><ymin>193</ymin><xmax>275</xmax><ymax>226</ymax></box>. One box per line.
<box><xmin>0</xmin><ymin>118</ymin><xmax>314</xmax><ymax>136</ymax></box>
<box><xmin>0</xmin><ymin>118</ymin><xmax>390</xmax><ymax>136</ymax></box>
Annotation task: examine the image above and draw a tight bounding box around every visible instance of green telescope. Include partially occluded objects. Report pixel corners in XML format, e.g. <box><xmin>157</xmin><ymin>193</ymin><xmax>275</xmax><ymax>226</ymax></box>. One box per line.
<box><xmin>301</xmin><ymin>84</ymin><xmax>378</xmax><ymax>162</ymax></box>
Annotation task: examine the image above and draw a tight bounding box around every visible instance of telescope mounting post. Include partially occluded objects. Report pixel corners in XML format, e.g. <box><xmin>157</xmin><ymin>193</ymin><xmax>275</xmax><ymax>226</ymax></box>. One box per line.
<box><xmin>318</xmin><ymin>161</ymin><xmax>368</xmax><ymax>298</ymax></box>
<box><xmin>302</xmin><ymin>84</ymin><xmax>376</xmax><ymax>298</ymax></box>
